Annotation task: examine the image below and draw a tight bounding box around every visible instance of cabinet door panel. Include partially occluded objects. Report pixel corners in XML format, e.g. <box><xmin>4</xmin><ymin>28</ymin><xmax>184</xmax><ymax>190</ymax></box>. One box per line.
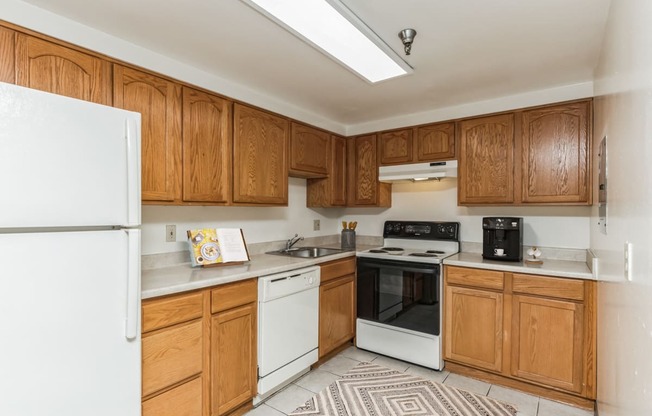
<box><xmin>444</xmin><ymin>285</ymin><xmax>503</xmax><ymax>372</ymax></box>
<box><xmin>511</xmin><ymin>295</ymin><xmax>584</xmax><ymax>393</ymax></box>
<box><xmin>307</xmin><ymin>135</ymin><xmax>346</xmax><ymax>207</ymax></box>
<box><xmin>142</xmin><ymin>320</ymin><xmax>203</xmax><ymax>397</ymax></box>
<box><xmin>458</xmin><ymin>114</ymin><xmax>514</xmax><ymax>204</ymax></box>
<box><xmin>0</xmin><ymin>26</ymin><xmax>15</xmax><ymax>83</ymax></box>
<box><xmin>211</xmin><ymin>303</ymin><xmax>257</xmax><ymax>416</ymax></box>
<box><xmin>416</xmin><ymin>122</ymin><xmax>455</xmax><ymax>161</ymax></box>
<box><xmin>233</xmin><ymin>104</ymin><xmax>288</xmax><ymax>204</ymax></box>
<box><xmin>521</xmin><ymin>101</ymin><xmax>590</xmax><ymax>204</ymax></box>
<box><xmin>142</xmin><ymin>377</ymin><xmax>203</xmax><ymax>416</ymax></box>
<box><xmin>182</xmin><ymin>87</ymin><xmax>232</xmax><ymax>203</ymax></box>
<box><xmin>114</xmin><ymin>65</ymin><xmax>182</xmax><ymax>202</ymax></box>
<box><xmin>290</xmin><ymin>122</ymin><xmax>329</xmax><ymax>177</ymax></box>
<box><xmin>379</xmin><ymin>129</ymin><xmax>413</xmax><ymax>165</ymax></box>
<box><xmin>319</xmin><ymin>275</ymin><xmax>355</xmax><ymax>358</ymax></box>
<box><xmin>16</xmin><ymin>34</ymin><xmax>111</xmax><ymax>105</ymax></box>
<box><xmin>348</xmin><ymin>134</ymin><xmax>391</xmax><ymax>206</ymax></box>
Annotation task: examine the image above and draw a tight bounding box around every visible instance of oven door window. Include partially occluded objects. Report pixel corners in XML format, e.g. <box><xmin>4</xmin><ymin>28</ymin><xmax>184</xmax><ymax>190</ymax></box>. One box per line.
<box><xmin>357</xmin><ymin>258</ymin><xmax>440</xmax><ymax>336</ymax></box>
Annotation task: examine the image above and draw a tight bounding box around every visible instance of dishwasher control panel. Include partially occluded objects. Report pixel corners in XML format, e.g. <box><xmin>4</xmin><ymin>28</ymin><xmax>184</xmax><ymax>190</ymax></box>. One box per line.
<box><xmin>258</xmin><ymin>266</ymin><xmax>320</xmax><ymax>302</ymax></box>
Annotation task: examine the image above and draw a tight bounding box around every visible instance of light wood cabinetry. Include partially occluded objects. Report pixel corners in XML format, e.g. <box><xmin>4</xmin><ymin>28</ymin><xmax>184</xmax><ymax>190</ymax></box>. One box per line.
<box><xmin>142</xmin><ymin>279</ymin><xmax>257</xmax><ymax>416</ymax></box>
<box><xmin>0</xmin><ymin>26</ymin><xmax>15</xmax><ymax>83</ymax></box>
<box><xmin>443</xmin><ymin>265</ymin><xmax>596</xmax><ymax>405</ymax></box>
<box><xmin>307</xmin><ymin>135</ymin><xmax>347</xmax><ymax>207</ymax></box>
<box><xmin>415</xmin><ymin>121</ymin><xmax>456</xmax><ymax>161</ymax></box>
<box><xmin>142</xmin><ymin>291</ymin><xmax>207</xmax><ymax>416</ymax></box>
<box><xmin>378</xmin><ymin>128</ymin><xmax>413</xmax><ymax>165</ymax></box>
<box><xmin>520</xmin><ymin>101</ymin><xmax>591</xmax><ymax>204</ymax></box>
<box><xmin>378</xmin><ymin>122</ymin><xmax>456</xmax><ymax>166</ymax></box>
<box><xmin>113</xmin><ymin>65</ymin><xmax>182</xmax><ymax>202</ymax></box>
<box><xmin>233</xmin><ymin>103</ymin><xmax>289</xmax><ymax>205</ymax></box>
<box><xmin>182</xmin><ymin>87</ymin><xmax>232</xmax><ymax>204</ymax></box>
<box><xmin>289</xmin><ymin>122</ymin><xmax>330</xmax><ymax>178</ymax></box>
<box><xmin>458</xmin><ymin>100</ymin><xmax>592</xmax><ymax>206</ymax></box>
<box><xmin>458</xmin><ymin>114</ymin><xmax>515</xmax><ymax>204</ymax></box>
<box><xmin>444</xmin><ymin>285</ymin><xmax>504</xmax><ymax>372</ymax></box>
<box><xmin>15</xmin><ymin>34</ymin><xmax>111</xmax><ymax>105</ymax></box>
<box><xmin>347</xmin><ymin>134</ymin><xmax>391</xmax><ymax>207</ymax></box>
<box><xmin>319</xmin><ymin>257</ymin><xmax>356</xmax><ymax>358</ymax></box>
<box><xmin>210</xmin><ymin>279</ymin><xmax>257</xmax><ymax>416</ymax></box>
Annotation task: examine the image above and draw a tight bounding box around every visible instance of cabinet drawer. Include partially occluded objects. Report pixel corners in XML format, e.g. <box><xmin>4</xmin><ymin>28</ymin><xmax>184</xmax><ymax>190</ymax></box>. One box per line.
<box><xmin>142</xmin><ymin>376</ymin><xmax>203</xmax><ymax>416</ymax></box>
<box><xmin>513</xmin><ymin>273</ymin><xmax>585</xmax><ymax>301</ymax></box>
<box><xmin>142</xmin><ymin>291</ymin><xmax>203</xmax><ymax>333</ymax></box>
<box><xmin>446</xmin><ymin>266</ymin><xmax>504</xmax><ymax>290</ymax></box>
<box><xmin>211</xmin><ymin>278</ymin><xmax>257</xmax><ymax>314</ymax></box>
<box><xmin>320</xmin><ymin>257</ymin><xmax>356</xmax><ymax>284</ymax></box>
<box><xmin>142</xmin><ymin>320</ymin><xmax>203</xmax><ymax>397</ymax></box>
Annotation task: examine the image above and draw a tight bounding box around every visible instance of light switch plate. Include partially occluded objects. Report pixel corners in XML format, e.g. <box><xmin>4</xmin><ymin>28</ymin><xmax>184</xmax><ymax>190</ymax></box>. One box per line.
<box><xmin>313</xmin><ymin>219</ymin><xmax>320</xmax><ymax>231</ymax></box>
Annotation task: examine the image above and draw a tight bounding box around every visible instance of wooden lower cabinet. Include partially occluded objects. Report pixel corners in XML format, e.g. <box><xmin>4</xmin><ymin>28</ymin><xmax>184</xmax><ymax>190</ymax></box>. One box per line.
<box><xmin>443</xmin><ymin>266</ymin><xmax>596</xmax><ymax>405</ymax></box>
<box><xmin>444</xmin><ymin>285</ymin><xmax>503</xmax><ymax>372</ymax></box>
<box><xmin>319</xmin><ymin>258</ymin><xmax>356</xmax><ymax>358</ymax></box>
<box><xmin>142</xmin><ymin>291</ymin><xmax>206</xmax><ymax>416</ymax></box>
<box><xmin>211</xmin><ymin>302</ymin><xmax>257</xmax><ymax>416</ymax></box>
<box><xmin>142</xmin><ymin>279</ymin><xmax>257</xmax><ymax>416</ymax></box>
<box><xmin>210</xmin><ymin>279</ymin><xmax>258</xmax><ymax>416</ymax></box>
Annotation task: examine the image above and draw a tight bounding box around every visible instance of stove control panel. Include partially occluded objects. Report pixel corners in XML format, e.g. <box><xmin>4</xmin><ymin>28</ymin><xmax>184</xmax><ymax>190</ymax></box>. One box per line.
<box><xmin>383</xmin><ymin>221</ymin><xmax>460</xmax><ymax>241</ymax></box>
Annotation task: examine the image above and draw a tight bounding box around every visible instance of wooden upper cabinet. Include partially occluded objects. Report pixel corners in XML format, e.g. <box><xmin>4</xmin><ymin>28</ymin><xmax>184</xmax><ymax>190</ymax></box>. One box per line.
<box><xmin>458</xmin><ymin>114</ymin><xmax>515</xmax><ymax>205</ymax></box>
<box><xmin>307</xmin><ymin>135</ymin><xmax>347</xmax><ymax>207</ymax></box>
<box><xmin>182</xmin><ymin>87</ymin><xmax>232</xmax><ymax>204</ymax></box>
<box><xmin>289</xmin><ymin>122</ymin><xmax>330</xmax><ymax>178</ymax></box>
<box><xmin>113</xmin><ymin>65</ymin><xmax>182</xmax><ymax>202</ymax></box>
<box><xmin>233</xmin><ymin>103</ymin><xmax>288</xmax><ymax>205</ymax></box>
<box><xmin>15</xmin><ymin>34</ymin><xmax>111</xmax><ymax>105</ymax></box>
<box><xmin>416</xmin><ymin>121</ymin><xmax>456</xmax><ymax>161</ymax></box>
<box><xmin>378</xmin><ymin>128</ymin><xmax>413</xmax><ymax>165</ymax></box>
<box><xmin>0</xmin><ymin>26</ymin><xmax>15</xmax><ymax>83</ymax></box>
<box><xmin>520</xmin><ymin>101</ymin><xmax>591</xmax><ymax>204</ymax></box>
<box><xmin>347</xmin><ymin>134</ymin><xmax>391</xmax><ymax>207</ymax></box>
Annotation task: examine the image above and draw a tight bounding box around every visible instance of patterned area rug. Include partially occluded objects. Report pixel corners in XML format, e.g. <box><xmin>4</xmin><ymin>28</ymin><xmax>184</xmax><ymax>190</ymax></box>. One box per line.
<box><xmin>289</xmin><ymin>362</ymin><xmax>517</xmax><ymax>416</ymax></box>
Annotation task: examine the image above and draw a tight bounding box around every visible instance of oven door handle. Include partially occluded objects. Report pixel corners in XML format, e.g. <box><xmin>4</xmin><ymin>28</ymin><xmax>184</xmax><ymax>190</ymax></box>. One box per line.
<box><xmin>356</xmin><ymin>258</ymin><xmax>438</xmax><ymax>274</ymax></box>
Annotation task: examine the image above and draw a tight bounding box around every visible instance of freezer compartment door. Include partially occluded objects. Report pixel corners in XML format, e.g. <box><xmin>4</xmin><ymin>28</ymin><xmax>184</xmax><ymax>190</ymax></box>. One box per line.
<box><xmin>0</xmin><ymin>82</ymin><xmax>141</xmax><ymax>228</ymax></box>
<box><xmin>0</xmin><ymin>230</ymin><xmax>141</xmax><ymax>416</ymax></box>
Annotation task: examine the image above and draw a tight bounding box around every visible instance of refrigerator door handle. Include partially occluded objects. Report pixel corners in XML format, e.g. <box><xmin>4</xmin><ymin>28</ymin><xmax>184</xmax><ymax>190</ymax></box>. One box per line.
<box><xmin>125</xmin><ymin>229</ymin><xmax>141</xmax><ymax>340</ymax></box>
<box><xmin>126</xmin><ymin>118</ymin><xmax>141</xmax><ymax>227</ymax></box>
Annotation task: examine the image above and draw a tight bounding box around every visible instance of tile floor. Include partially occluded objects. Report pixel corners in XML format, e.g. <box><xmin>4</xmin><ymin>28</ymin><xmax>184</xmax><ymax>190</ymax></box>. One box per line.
<box><xmin>245</xmin><ymin>346</ymin><xmax>596</xmax><ymax>416</ymax></box>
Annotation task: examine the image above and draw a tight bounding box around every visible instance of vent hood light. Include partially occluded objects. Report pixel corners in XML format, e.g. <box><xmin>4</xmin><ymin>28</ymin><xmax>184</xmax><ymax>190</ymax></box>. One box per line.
<box><xmin>241</xmin><ymin>0</ymin><xmax>412</xmax><ymax>83</ymax></box>
<box><xmin>379</xmin><ymin>160</ymin><xmax>458</xmax><ymax>183</ymax></box>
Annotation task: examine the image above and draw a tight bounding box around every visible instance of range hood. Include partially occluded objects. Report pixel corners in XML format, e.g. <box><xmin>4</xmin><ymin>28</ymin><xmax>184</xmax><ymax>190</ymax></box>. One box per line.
<box><xmin>378</xmin><ymin>160</ymin><xmax>458</xmax><ymax>182</ymax></box>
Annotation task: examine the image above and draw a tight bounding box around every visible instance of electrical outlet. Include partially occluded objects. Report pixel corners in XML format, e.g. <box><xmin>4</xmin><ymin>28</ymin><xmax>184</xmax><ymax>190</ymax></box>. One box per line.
<box><xmin>313</xmin><ymin>219</ymin><xmax>320</xmax><ymax>231</ymax></box>
<box><xmin>166</xmin><ymin>225</ymin><xmax>176</xmax><ymax>242</ymax></box>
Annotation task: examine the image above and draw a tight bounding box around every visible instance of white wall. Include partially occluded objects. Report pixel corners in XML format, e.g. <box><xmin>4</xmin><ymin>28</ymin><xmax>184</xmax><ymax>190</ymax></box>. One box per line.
<box><xmin>592</xmin><ymin>1</ymin><xmax>652</xmax><ymax>415</ymax></box>
<box><xmin>144</xmin><ymin>176</ymin><xmax>590</xmax><ymax>255</ymax></box>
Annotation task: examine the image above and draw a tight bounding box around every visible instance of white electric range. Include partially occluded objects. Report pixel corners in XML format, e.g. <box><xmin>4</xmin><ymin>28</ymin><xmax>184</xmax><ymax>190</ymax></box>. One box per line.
<box><xmin>356</xmin><ymin>220</ymin><xmax>460</xmax><ymax>370</ymax></box>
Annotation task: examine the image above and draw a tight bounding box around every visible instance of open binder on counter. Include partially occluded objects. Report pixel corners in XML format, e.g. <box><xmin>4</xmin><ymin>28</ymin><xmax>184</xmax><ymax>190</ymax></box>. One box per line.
<box><xmin>187</xmin><ymin>228</ymin><xmax>250</xmax><ymax>267</ymax></box>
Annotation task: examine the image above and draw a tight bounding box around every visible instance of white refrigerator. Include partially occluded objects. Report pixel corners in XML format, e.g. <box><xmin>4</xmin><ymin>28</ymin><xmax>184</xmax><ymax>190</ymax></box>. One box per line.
<box><xmin>0</xmin><ymin>82</ymin><xmax>142</xmax><ymax>416</ymax></box>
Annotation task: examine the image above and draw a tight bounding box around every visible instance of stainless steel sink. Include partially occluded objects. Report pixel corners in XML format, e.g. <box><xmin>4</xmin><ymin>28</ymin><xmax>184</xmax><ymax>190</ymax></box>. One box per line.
<box><xmin>266</xmin><ymin>246</ymin><xmax>343</xmax><ymax>258</ymax></box>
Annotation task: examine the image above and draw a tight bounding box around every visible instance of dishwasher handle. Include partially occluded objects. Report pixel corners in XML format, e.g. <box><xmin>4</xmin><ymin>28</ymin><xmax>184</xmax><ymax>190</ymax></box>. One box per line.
<box><xmin>259</xmin><ymin>267</ymin><xmax>320</xmax><ymax>302</ymax></box>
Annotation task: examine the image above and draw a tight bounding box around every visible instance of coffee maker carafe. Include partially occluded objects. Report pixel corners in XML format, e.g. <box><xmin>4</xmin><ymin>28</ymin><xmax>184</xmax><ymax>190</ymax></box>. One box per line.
<box><xmin>482</xmin><ymin>217</ymin><xmax>523</xmax><ymax>261</ymax></box>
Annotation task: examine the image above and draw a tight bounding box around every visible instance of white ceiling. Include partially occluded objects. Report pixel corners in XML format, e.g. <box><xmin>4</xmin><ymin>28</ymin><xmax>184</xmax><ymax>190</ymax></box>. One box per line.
<box><xmin>17</xmin><ymin>0</ymin><xmax>611</xmax><ymax>131</ymax></box>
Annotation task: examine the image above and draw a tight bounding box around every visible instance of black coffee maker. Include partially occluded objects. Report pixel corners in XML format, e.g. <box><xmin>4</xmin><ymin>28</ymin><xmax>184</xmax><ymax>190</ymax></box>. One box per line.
<box><xmin>482</xmin><ymin>217</ymin><xmax>523</xmax><ymax>261</ymax></box>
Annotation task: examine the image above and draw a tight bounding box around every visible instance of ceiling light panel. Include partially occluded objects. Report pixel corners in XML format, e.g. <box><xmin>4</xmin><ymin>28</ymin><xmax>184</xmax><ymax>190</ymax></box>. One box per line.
<box><xmin>241</xmin><ymin>0</ymin><xmax>413</xmax><ymax>83</ymax></box>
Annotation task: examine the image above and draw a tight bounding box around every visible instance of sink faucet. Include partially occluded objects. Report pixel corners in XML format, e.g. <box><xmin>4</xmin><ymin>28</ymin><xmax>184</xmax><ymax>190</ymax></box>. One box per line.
<box><xmin>286</xmin><ymin>234</ymin><xmax>304</xmax><ymax>251</ymax></box>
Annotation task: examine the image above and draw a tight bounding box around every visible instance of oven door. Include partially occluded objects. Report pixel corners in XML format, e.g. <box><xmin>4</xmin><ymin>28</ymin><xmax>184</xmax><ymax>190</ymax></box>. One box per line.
<box><xmin>356</xmin><ymin>257</ymin><xmax>440</xmax><ymax>336</ymax></box>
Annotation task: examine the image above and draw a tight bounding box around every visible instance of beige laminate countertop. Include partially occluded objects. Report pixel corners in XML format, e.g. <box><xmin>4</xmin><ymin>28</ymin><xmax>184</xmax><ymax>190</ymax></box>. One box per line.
<box><xmin>443</xmin><ymin>252</ymin><xmax>594</xmax><ymax>280</ymax></box>
<box><xmin>142</xmin><ymin>245</ymin><xmax>375</xmax><ymax>300</ymax></box>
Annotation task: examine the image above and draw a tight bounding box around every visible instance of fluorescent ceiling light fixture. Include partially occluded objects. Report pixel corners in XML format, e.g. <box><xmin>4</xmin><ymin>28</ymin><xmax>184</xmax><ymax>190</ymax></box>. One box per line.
<box><xmin>241</xmin><ymin>0</ymin><xmax>412</xmax><ymax>83</ymax></box>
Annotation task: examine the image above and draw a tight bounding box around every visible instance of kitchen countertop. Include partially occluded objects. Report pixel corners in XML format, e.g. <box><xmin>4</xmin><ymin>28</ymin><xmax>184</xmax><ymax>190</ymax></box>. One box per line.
<box><xmin>142</xmin><ymin>246</ymin><xmax>375</xmax><ymax>299</ymax></box>
<box><xmin>443</xmin><ymin>252</ymin><xmax>594</xmax><ymax>280</ymax></box>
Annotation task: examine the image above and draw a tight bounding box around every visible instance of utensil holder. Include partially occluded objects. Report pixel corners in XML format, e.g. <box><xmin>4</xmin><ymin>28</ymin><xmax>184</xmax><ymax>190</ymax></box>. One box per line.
<box><xmin>341</xmin><ymin>229</ymin><xmax>356</xmax><ymax>250</ymax></box>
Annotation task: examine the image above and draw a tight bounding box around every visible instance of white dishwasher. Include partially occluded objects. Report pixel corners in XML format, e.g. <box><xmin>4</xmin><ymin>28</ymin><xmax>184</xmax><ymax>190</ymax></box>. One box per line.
<box><xmin>255</xmin><ymin>265</ymin><xmax>320</xmax><ymax>405</ymax></box>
